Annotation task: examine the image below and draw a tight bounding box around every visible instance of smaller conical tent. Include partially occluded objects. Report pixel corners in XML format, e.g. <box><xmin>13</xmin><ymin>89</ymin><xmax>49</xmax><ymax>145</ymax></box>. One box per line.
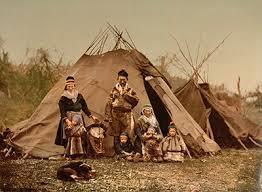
<box><xmin>8</xmin><ymin>26</ymin><xmax>220</xmax><ymax>158</ymax></box>
<box><xmin>175</xmin><ymin>79</ymin><xmax>262</xmax><ymax>148</ymax></box>
<box><xmin>169</xmin><ymin>35</ymin><xmax>262</xmax><ymax>149</ymax></box>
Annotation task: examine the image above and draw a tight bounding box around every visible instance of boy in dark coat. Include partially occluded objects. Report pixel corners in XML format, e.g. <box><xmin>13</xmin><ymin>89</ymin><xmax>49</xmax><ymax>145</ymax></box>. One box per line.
<box><xmin>114</xmin><ymin>131</ymin><xmax>134</xmax><ymax>161</ymax></box>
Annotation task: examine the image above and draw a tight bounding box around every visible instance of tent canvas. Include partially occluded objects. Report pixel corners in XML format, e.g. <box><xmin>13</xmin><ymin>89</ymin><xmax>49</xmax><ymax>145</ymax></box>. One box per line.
<box><xmin>175</xmin><ymin>79</ymin><xmax>262</xmax><ymax>148</ymax></box>
<box><xmin>8</xmin><ymin>48</ymin><xmax>221</xmax><ymax>158</ymax></box>
<box><xmin>169</xmin><ymin>35</ymin><xmax>261</xmax><ymax>149</ymax></box>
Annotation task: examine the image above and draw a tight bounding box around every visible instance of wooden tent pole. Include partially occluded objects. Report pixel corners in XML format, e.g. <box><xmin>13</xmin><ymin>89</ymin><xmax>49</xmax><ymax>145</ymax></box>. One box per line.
<box><xmin>224</xmin><ymin>120</ymin><xmax>248</xmax><ymax>150</ymax></box>
<box><xmin>249</xmin><ymin>136</ymin><xmax>262</xmax><ymax>148</ymax></box>
<box><xmin>206</xmin><ymin>108</ymin><xmax>214</xmax><ymax>140</ymax></box>
<box><xmin>171</xmin><ymin>35</ymin><xmax>205</xmax><ymax>83</ymax></box>
<box><xmin>125</xmin><ymin>28</ymin><xmax>136</xmax><ymax>49</ymax></box>
<box><xmin>176</xmin><ymin>129</ymin><xmax>192</xmax><ymax>159</ymax></box>
<box><xmin>185</xmin><ymin>40</ymin><xmax>194</xmax><ymax>67</ymax></box>
<box><xmin>206</xmin><ymin>119</ymin><xmax>214</xmax><ymax>140</ymax></box>
<box><xmin>5</xmin><ymin>147</ymin><xmax>12</xmax><ymax>158</ymax></box>
<box><xmin>237</xmin><ymin>139</ymin><xmax>248</xmax><ymax>150</ymax></box>
<box><xmin>22</xmin><ymin>153</ymin><xmax>29</xmax><ymax>159</ymax></box>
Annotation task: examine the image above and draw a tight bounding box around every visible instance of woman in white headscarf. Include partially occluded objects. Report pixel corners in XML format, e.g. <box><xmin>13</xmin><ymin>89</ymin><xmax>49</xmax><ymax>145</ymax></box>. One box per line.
<box><xmin>55</xmin><ymin>76</ymin><xmax>98</xmax><ymax>158</ymax></box>
<box><xmin>134</xmin><ymin>104</ymin><xmax>162</xmax><ymax>158</ymax></box>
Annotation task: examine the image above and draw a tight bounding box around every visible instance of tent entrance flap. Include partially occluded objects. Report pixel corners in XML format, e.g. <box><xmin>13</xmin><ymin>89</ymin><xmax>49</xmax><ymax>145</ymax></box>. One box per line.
<box><xmin>199</xmin><ymin>91</ymin><xmax>242</xmax><ymax>148</ymax></box>
<box><xmin>144</xmin><ymin>80</ymin><xmax>171</xmax><ymax>136</ymax></box>
<box><xmin>209</xmin><ymin>110</ymin><xmax>240</xmax><ymax>148</ymax></box>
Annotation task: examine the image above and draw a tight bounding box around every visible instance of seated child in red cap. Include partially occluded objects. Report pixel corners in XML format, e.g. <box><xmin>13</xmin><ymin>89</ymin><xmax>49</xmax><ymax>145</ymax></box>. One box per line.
<box><xmin>161</xmin><ymin>123</ymin><xmax>187</xmax><ymax>162</ymax></box>
<box><xmin>142</xmin><ymin>126</ymin><xmax>163</xmax><ymax>162</ymax></box>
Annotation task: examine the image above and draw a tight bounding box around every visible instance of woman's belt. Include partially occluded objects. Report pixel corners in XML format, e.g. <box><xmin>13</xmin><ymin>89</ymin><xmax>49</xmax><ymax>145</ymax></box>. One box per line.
<box><xmin>66</xmin><ymin>111</ymin><xmax>82</xmax><ymax>115</ymax></box>
<box><xmin>112</xmin><ymin>107</ymin><xmax>131</xmax><ymax>113</ymax></box>
<box><xmin>166</xmin><ymin>150</ymin><xmax>183</xmax><ymax>152</ymax></box>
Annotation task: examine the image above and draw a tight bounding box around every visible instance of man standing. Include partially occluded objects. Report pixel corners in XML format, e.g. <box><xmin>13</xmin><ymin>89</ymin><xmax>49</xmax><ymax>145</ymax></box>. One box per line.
<box><xmin>105</xmin><ymin>69</ymin><xmax>139</xmax><ymax>144</ymax></box>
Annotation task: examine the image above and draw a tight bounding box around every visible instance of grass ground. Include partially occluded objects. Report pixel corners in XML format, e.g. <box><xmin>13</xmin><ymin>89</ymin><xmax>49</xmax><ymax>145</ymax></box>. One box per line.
<box><xmin>0</xmin><ymin>149</ymin><xmax>261</xmax><ymax>192</ymax></box>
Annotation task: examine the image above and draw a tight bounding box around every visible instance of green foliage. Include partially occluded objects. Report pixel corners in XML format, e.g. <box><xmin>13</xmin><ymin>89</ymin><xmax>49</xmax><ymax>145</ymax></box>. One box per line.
<box><xmin>0</xmin><ymin>48</ymin><xmax>69</xmax><ymax>127</ymax></box>
<box><xmin>0</xmin><ymin>51</ymin><xmax>12</xmax><ymax>96</ymax></box>
<box><xmin>155</xmin><ymin>54</ymin><xmax>187</xmax><ymax>91</ymax></box>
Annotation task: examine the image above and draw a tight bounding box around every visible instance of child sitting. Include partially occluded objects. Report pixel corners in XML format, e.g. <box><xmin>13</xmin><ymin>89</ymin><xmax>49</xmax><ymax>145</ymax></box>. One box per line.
<box><xmin>161</xmin><ymin>123</ymin><xmax>187</xmax><ymax>162</ymax></box>
<box><xmin>114</xmin><ymin>131</ymin><xmax>134</xmax><ymax>161</ymax></box>
<box><xmin>86</xmin><ymin>123</ymin><xmax>107</xmax><ymax>158</ymax></box>
<box><xmin>142</xmin><ymin>127</ymin><xmax>163</xmax><ymax>162</ymax></box>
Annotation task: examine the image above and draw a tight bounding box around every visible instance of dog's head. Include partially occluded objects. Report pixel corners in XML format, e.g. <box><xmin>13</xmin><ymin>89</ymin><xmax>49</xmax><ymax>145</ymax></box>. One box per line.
<box><xmin>79</xmin><ymin>163</ymin><xmax>92</xmax><ymax>173</ymax></box>
<box><xmin>79</xmin><ymin>163</ymin><xmax>96</xmax><ymax>179</ymax></box>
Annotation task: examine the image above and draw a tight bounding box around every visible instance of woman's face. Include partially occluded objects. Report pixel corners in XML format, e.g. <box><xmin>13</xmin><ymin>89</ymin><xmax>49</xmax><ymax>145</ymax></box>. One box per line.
<box><xmin>66</xmin><ymin>84</ymin><xmax>75</xmax><ymax>92</ymax></box>
<box><xmin>143</xmin><ymin>108</ymin><xmax>152</xmax><ymax>117</ymax></box>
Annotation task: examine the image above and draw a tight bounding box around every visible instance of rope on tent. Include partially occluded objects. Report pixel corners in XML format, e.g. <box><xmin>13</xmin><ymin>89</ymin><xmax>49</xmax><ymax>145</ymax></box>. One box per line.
<box><xmin>249</xmin><ymin>136</ymin><xmax>262</xmax><ymax>148</ymax></box>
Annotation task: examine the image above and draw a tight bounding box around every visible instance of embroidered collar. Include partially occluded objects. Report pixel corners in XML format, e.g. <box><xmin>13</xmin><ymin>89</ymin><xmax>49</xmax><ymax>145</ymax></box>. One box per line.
<box><xmin>62</xmin><ymin>90</ymin><xmax>79</xmax><ymax>103</ymax></box>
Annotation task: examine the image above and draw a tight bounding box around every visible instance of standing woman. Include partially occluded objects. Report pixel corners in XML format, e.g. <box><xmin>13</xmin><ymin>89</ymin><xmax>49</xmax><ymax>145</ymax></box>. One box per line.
<box><xmin>55</xmin><ymin>76</ymin><xmax>98</xmax><ymax>158</ymax></box>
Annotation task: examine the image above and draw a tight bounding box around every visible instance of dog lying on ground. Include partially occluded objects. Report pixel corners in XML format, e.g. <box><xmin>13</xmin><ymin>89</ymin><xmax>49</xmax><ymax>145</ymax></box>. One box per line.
<box><xmin>57</xmin><ymin>161</ymin><xmax>96</xmax><ymax>181</ymax></box>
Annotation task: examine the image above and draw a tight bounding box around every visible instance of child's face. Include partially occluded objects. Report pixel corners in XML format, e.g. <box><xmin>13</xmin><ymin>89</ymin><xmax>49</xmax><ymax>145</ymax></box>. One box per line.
<box><xmin>143</xmin><ymin>108</ymin><xmax>152</xmax><ymax>117</ymax></box>
<box><xmin>169</xmin><ymin>128</ymin><xmax>177</xmax><ymax>137</ymax></box>
<box><xmin>147</xmin><ymin>127</ymin><xmax>155</xmax><ymax>135</ymax></box>
<box><xmin>120</xmin><ymin>135</ymin><xmax>128</xmax><ymax>144</ymax></box>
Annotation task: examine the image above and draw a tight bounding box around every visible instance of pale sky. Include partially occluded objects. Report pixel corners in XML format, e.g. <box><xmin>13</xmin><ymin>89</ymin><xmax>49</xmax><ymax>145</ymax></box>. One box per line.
<box><xmin>0</xmin><ymin>0</ymin><xmax>261</xmax><ymax>93</ymax></box>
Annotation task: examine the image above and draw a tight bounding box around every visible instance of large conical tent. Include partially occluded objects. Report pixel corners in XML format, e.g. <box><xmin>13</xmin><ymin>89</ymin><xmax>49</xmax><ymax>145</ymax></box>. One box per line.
<box><xmin>8</xmin><ymin>26</ymin><xmax>220</xmax><ymax>158</ymax></box>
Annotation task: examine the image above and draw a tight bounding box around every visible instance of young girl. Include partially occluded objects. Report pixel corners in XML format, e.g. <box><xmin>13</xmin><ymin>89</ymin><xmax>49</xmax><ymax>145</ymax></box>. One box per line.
<box><xmin>161</xmin><ymin>123</ymin><xmax>187</xmax><ymax>162</ymax></box>
<box><xmin>142</xmin><ymin>126</ymin><xmax>163</xmax><ymax>162</ymax></box>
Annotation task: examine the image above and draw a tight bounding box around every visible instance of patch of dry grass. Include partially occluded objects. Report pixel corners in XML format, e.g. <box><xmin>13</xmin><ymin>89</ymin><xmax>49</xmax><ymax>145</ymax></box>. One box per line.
<box><xmin>0</xmin><ymin>149</ymin><xmax>261</xmax><ymax>192</ymax></box>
